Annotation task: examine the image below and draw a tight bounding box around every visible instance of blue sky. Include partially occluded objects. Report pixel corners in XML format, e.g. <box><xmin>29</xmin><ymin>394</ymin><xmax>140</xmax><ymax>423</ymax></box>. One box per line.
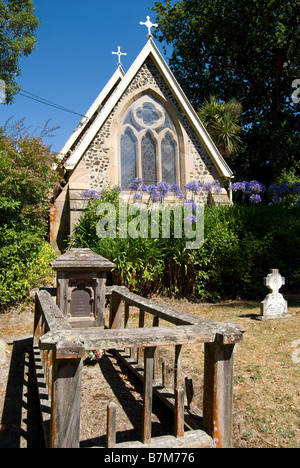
<box><xmin>0</xmin><ymin>0</ymin><xmax>169</xmax><ymax>152</ymax></box>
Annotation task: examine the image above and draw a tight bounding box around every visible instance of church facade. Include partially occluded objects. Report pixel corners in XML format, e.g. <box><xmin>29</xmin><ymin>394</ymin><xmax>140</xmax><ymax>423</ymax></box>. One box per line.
<box><xmin>50</xmin><ymin>39</ymin><xmax>233</xmax><ymax>253</ymax></box>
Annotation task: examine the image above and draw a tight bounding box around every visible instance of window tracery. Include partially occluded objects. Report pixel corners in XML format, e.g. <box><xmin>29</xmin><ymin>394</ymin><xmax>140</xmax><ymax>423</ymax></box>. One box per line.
<box><xmin>120</xmin><ymin>94</ymin><xmax>179</xmax><ymax>189</ymax></box>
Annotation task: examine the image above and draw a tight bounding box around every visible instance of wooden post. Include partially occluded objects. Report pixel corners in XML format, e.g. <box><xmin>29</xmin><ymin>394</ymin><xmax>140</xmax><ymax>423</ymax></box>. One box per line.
<box><xmin>174</xmin><ymin>344</ymin><xmax>183</xmax><ymax>389</ymax></box>
<box><xmin>203</xmin><ymin>336</ymin><xmax>235</xmax><ymax>448</ymax></box>
<box><xmin>49</xmin><ymin>353</ymin><xmax>83</xmax><ymax>448</ymax></box>
<box><xmin>109</xmin><ymin>292</ymin><xmax>123</xmax><ymax>329</ymax></box>
<box><xmin>142</xmin><ymin>346</ymin><xmax>156</xmax><ymax>444</ymax></box>
<box><xmin>152</xmin><ymin>316</ymin><xmax>159</xmax><ymax>381</ymax></box>
<box><xmin>95</xmin><ymin>273</ymin><xmax>106</xmax><ymax>327</ymax></box>
<box><xmin>174</xmin><ymin>387</ymin><xmax>185</xmax><ymax>438</ymax></box>
<box><xmin>124</xmin><ymin>302</ymin><xmax>130</xmax><ymax>328</ymax></box>
<box><xmin>138</xmin><ymin>309</ymin><xmax>145</xmax><ymax>364</ymax></box>
<box><xmin>107</xmin><ymin>402</ymin><xmax>117</xmax><ymax>448</ymax></box>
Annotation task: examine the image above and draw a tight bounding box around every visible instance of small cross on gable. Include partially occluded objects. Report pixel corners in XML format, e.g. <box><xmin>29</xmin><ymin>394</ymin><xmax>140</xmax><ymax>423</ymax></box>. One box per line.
<box><xmin>112</xmin><ymin>46</ymin><xmax>127</xmax><ymax>66</ymax></box>
<box><xmin>140</xmin><ymin>16</ymin><xmax>158</xmax><ymax>38</ymax></box>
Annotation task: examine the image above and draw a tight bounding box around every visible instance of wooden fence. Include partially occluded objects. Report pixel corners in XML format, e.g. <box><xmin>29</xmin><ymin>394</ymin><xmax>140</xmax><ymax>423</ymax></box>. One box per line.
<box><xmin>33</xmin><ymin>286</ymin><xmax>245</xmax><ymax>448</ymax></box>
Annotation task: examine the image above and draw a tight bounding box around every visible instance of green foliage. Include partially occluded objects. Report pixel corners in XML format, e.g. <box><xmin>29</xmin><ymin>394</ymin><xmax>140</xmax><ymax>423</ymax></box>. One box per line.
<box><xmin>152</xmin><ymin>0</ymin><xmax>300</xmax><ymax>184</ymax></box>
<box><xmin>0</xmin><ymin>122</ymin><xmax>60</xmax><ymax>231</ymax></box>
<box><xmin>70</xmin><ymin>187</ymin><xmax>300</xmax><ymax>301</ymax></box>
<box><xmin>198</xmin><ymin>96</ymin><xmax>242</xmax><ymax>158</ymax></box>
<box><xmin>0</xmin><ymin>0</ymin><xmax>40</xmax><ymax>103</ymax></box>
<box><xmin>0</xmin><ymin>235</ymin><xmax>57</xmax><ymax>307</ymax></box>
<box><xmin>0</xmin><ymin>123</ymin><xmax>60</xmax><ymax>309</ymax></box>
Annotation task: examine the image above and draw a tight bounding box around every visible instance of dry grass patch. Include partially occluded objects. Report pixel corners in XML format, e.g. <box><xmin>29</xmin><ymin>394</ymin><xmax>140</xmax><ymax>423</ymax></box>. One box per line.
<box><xmin>152</xmin><ymin>296</ymin><xmax>300</xmax><ymax>448</ymax></box>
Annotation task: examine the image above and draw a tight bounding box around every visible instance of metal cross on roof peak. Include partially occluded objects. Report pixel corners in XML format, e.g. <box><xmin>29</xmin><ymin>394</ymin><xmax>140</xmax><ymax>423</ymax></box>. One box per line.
<box><xmin>140</xmin><ymin>16</ymin><xmax>158</xmax><ymax>38</ymax></box>
<box><xmin>112</xmin><ymin>46</ymin><xmax>127</xmax><ymax>66</ymax></box>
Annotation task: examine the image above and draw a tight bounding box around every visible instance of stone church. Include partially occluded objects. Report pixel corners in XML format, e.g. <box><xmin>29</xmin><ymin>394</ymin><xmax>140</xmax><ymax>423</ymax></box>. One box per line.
<box><xmin>50</xmin><ymin>37</ymin><xmax>233</xmax><ymax>253</ymax></box>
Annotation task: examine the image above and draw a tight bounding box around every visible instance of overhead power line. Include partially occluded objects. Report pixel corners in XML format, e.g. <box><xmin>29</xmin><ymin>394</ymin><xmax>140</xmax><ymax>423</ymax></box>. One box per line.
<box><xmin>19</xmin><ymin>89</ymin><xmax>89</xmax><ymax>120</ymax></box>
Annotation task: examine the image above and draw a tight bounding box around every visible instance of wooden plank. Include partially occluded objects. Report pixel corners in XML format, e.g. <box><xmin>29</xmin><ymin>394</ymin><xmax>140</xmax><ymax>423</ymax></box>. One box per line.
<box><xmin>68</xmin><ymin>324</ymin><xmax>216</xmax><ymax>351</ymax></box>
<box><xmin>111</xmin><ymin>288</ymin><xmax>245</xmax><ymax>343</ymax></box>
<box><xmin>107</xmin><ymin>402</ymin><xmax>117</xmax><ymax>448</ymax></box>
<box><xmin>91</xmin><ymin>429</ymin><xmax>213</xmax><ymax>449</ymax></box>
<box><xmin>174</xmin><ymin>388</ymin><xmax>185</xmax><ymax>438</ymax></box>
<box><xmin>35</xmin><ymin>290</ymin><xmax>72</xmax><ymax>333</ymax></box>
<box><xmin>111</xmin><ymin>288</ymin><xmax>200</xmax><ymax>326</ymax></box>
<box><xmin>138</xmin><ymin>309</ymin><xmax>145</xmax><ymax>363</ymax></box>
<box><xmin>142</xmin><ymin>346</ymin><xmax>156</xmax><ymax>444</ymax></box>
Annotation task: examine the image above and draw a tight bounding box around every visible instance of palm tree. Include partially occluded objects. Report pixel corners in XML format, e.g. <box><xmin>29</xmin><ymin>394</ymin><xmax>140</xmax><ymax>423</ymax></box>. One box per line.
<box><xmin>198</xmin><ymin>96</ymin><xmax>242</xmax><ymax>158</ymax></box>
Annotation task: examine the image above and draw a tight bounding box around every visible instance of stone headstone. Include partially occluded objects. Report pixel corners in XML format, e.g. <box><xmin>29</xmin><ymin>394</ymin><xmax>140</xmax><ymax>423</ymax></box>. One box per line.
<box><xmin>259</xmin><ymin>269</ymin><xmax>290</xmax><ymax>320</ymax></box>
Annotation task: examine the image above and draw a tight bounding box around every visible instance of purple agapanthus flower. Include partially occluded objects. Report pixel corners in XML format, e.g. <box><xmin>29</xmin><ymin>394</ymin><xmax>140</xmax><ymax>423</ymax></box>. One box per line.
<box><xmin>81</xmin><ymin>189</ymin><xmax>101</xmax><ymax>200</ymax></box>
<box><xmin>133</xmin><ymin>193</ymin><xmax>143</xmax><ymax>202</ymax></box>
<box><xmin>270</xmin><ymin>194</ymin><xmax>282</xmax><ymax>205</ymax></box>
<box><xmin>184</xmin><ymin>199</ymin><xmax>199</xmax><ymax>212</ymax></box>
<box><xmin>128</xmin><ymin>178</ymin><xmax>144</xmax><ymax>191</ymax></box>
<box><xmin>185</xmin><ymin>214</ymin><xmax>197</xmax><ymax>225</ymax></box>
<box><xmin>184</xmin><ymin>181</ymin><xmax>200</xmax><ymax>193</ymax></box>
<box><xmin>250</xmin><ymin>194</ymin><xmax>262</xmax><ymax>205</ymax></box>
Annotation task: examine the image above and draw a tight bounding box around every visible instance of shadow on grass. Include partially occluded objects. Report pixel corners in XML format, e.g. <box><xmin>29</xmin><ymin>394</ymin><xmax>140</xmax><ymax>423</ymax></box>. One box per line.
<box><xmin>0</xmin><ymin>337</ymin><xmax>45</xmax><ymax>448</ymax></box>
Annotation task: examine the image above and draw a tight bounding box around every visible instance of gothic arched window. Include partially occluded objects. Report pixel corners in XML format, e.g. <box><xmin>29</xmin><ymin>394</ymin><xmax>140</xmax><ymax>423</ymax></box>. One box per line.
<box><xmin>120</xmin><ymin>95</ymin><xmax>179</xmax><ymax>189</ymax></box>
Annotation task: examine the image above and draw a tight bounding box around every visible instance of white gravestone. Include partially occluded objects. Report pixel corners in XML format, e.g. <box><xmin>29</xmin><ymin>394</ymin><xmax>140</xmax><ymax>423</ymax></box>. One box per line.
<box><xmin>260</xmin><ymin>269</ymin><xmax>290</xmax><ymax>320</ymax></box>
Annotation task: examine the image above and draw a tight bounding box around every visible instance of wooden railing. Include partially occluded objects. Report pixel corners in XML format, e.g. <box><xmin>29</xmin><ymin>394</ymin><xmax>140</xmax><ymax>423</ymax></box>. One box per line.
<box><xmin>33</xmin><ymin>287</ymin><xmax>245</xmax><ymax>448</ymax></box>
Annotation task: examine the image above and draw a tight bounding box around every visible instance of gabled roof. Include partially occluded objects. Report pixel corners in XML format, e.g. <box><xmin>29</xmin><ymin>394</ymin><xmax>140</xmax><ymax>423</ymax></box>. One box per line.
<box><xmin>58</xmin><ymin>66</ymin><xmax>125</xmax><ymax>161</ymax></box>
<box><xmin>62</xmin><ymin>39</ymin><xmax>233</xmax><ymax>179</ymax></box>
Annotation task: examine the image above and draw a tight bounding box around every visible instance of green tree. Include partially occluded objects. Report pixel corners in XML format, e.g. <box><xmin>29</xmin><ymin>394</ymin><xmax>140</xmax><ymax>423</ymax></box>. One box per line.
<box><xmin>198</xmin><ymin>96</ymin><xmax>242</xmax><ymax>158</ymax></box>
<box><xmin>0</xmin><ymin>122</ymin><xmax>60</xmax><ymax>308</ymax></box>
<box><xmin>153</xmin><ymin>0</ymin><xmax>300</xmax><ymax>184</ymax></box>
<box><xmin>0</xmin><ymin>0</ymin><xmax>40</xmax><ymax>103</ymax></box>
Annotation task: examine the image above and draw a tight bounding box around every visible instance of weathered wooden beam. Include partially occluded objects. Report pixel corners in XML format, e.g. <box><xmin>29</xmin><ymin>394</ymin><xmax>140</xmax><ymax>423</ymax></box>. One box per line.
<box><xmin>39</xmin><ymin>330</ymin><xmax>85</xmax><ymax>359</ymax></box>
<box><xmin>91</xmin><ymin>429</ymin><xmax>214</xmax><ymax>449</ymax></box>
<box><xmin>153</xmin><ymin>316</ymin><xmax>160</xmax><ymax>381</ymax></box>
<box><xmin>35</xmin><ymin>290</ymin><xmax>72</xmax><ymax>335</ymax></box>
<box><xmin>49</xmin><ymin>354</ymin><xmax>83</xmax><ymax>448</ymax></box>
<box><xmin>107</xmin><ymin>402</ymin><xmax>117</xmax><ymax>448</ymax></box>
<box><xmin>142</xmin><ymin>346</ymin><xmax>156</xmax><ymax>444</ymax></box>
<box><xmin>110</xmin><ymin>288</ymin><xmax>245</xmax><ymax>343</ymax></box>
<box><xmin>111</xmin><ymin>288</ymin><xmax>199</xmax><ymax>325</ymax></box>
<box><xmin>47</xmin><ymin>324</ymin><xmax>216</xmax><ymax>352</ymax></box>
<box><xmin>203</xmin><ymin>335</ymin><xmax>236</xmax><ymax>448</ymax></box>
<box><xmin>124</xmin><ymin>302</ymin><xmax>130</xmax><ymax>328</ymax></box>
<box><xmin>109</xmin><ymin>292</ymin><xmax>123</xmax><ymax>329</ymax></box>
<box><xmin>174</xmin><ymin>344</ymin><xmax>183</xmax><ymax>390</ymax></box>
<box><xmin>174</xmin><ymin>387</ymin><xmax>185</xmax><ymax>438</ymax></box>
<box><xmin>138</xmin><ymin>309</ymin><xmax>145</xmax><ymax>363</ymax></box>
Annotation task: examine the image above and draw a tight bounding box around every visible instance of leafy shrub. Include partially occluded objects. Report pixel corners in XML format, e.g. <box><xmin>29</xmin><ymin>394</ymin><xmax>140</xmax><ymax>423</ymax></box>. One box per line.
<box><xmin>70</xmin><ymin>184</ymin><xmax>300</xmax><ymax>301</ymax></box>
<box><xmin>0</xmin><ymin>122</ymin><xmax>60</xmax><ymax>309</ymax></box>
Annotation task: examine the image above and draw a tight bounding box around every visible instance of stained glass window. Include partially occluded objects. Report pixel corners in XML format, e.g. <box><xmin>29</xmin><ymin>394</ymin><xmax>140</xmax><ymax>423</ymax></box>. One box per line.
<box><xmin>142</xmin><ymin>132</ymin><xmax>157</xmax><ymax>185</ymax></box>
<box><xmin>120</xmin><ymin>94</ymin><xmax>179</xmax><ymax>189</ymax></box>
<box><xmin>121</xmin><ymin>129</ymin><xmax>137</xmax><ymax>189</ymax></box>
<box><xmin>162</xmin><ymin>133</ymin><xmax>176</xmax><ymax>185</ymax></box>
